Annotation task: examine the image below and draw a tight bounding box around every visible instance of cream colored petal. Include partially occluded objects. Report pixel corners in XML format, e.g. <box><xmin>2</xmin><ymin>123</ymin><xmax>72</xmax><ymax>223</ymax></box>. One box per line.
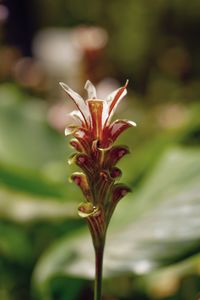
<box><xmin>65</xmin><ymin>127</ymin><xmax>73</xmax><ymax>136</ymax></box>
<box><xmin>59</xmin><ymin>82</ymin><xmax>90</xmax><ymax>122</ymax></box>
<box><xmin>70</xmin><ymin>110</ymin><xmax>84</xmax><ymax>125</ymax></box>
<box><xmin>126</xmin><ymin>120</ymin><xmax>137</xmax><ymax>127</ymax></box>
<box><xmin>84</xmin><ymin>80</ymin><xmax>97</xmax><ymax>99</ymax></box>
<box><xmin>101</xmin><ymin>100</ymin><xmax>109</xmax><ymax>126</ymax></box>
<box><xmin>106</xmin><ymin>80</ymin><xmax>128</xmax><ymax>122</ymax></box>
<box><xmin>106</xmin><ymin>85</ymin><xmax>127</xmax><ymax>103</ymax></box>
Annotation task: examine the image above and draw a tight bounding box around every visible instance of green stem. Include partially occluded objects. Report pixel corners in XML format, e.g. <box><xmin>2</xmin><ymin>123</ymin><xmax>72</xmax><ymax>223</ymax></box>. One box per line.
<box><xmin>94</xmin><ymin>242</ymin><xmax>105</xmax><ymax>300</ymax></box>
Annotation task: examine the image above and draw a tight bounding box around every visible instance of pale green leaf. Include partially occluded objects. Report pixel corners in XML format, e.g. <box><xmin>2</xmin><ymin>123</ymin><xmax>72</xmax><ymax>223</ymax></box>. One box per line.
<box><xmin>33</xmin><ymin>147</ymin><xmax>200</xmax><ymax>288</ymax></box>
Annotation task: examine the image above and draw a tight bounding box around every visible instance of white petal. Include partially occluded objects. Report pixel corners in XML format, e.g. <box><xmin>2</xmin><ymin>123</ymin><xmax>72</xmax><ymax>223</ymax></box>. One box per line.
<box><xmin>84</xmin><ymin>80</ymin><xmax>97</xmax><ymax>99</ymax></box>
<box><xmin>70</xmin><ymin>110</ymin><xmax>84</xmax><ymax>124</ymax></box>
<box><xmin>59</xmin><ymin>82</ymin><xmax>83</xmax><ymax>104</ymax></box>
<box><xmin>102</xmin><ymin>100</ymin><xmax>109</xmax><ymax>126</ymax></box>
<box><xmin>106</xmin><ymin>79</ymin><xmax>128</xmax><ymax>103</ymax></box>
<box><xmin>65</xmin><ymin>127</ymin><xmax>73</xmax><ymax>136</ymax></box>
<box><xmin>106</xmin><ymin>87</ymin><xmax>127</xmax><ymax>105</ymax></box>
<box><xmin>106</xmin><ymin>89</ymin><xmax>118</xmax><ymax>103</ymax></box>
<box><xmin>108</xmin><ymin>88</ymin><xmax>127</xmax><ymax>120</ymax></box>
<box><xmin>106</xmin><ymin>80</ymin><xmax>128</xmax><ymax>122</ymax></box>
<box><xmin>59</xmin><ymin>82</ymin><xmax>90</xmax><ymax>121</ymax></box>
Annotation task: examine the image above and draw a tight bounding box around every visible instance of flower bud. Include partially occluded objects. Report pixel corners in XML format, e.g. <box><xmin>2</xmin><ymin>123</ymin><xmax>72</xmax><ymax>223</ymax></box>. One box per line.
<box><xmin>112</xmin><ymin>184</ymin><xmax>131</xmax><ymax>203</ymax></box>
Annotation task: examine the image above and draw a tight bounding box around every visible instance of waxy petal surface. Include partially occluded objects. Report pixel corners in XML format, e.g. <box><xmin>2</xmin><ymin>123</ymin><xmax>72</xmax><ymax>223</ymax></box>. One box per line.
<box><xmin>59</xmin><ymin>82</ymin><xmax>90</xmax><ymax>125</ymax></box>
<box><xmin>84</xmin><ymin>80</ymin><xmax>97</xmax><ymax>99</ymax></box>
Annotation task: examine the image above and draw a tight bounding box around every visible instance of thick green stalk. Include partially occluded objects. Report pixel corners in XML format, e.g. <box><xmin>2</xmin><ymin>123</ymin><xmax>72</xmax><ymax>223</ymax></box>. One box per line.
<box><xmin>94</xmin><ymin>241</ymin><xmax>105</xmax><ymax>300</ymax></box>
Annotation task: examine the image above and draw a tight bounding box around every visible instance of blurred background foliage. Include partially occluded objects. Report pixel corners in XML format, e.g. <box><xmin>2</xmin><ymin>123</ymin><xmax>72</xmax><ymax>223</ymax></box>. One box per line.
<box><xmin>0</xmin><ymin>0</ymin><xmax>200</xmax><ymax>299</ymax></box>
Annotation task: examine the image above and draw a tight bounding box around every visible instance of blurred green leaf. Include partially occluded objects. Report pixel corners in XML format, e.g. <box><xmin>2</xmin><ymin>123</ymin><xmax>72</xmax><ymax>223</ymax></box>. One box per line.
<box><xmin>33</xmin><ymin>147</ymin><xmax>200</xmax><ymax>289</ymax></box>
<box><xmin>0</xmin><ymin>162</ymin><xmax>77</xmax><ymax>200</ymax></box>
<box><xmin>34</xmin><ymin>276</ymin><xmax>85</xmax><ymax>300</ymax></box>
<box><xmin>0</xmin><ymin>99</ymin><xmax>67</xmax><ymax>171</ymax></box>
<box><xmin>0</xmin><ymin>187</ymin><xmax>78</xmax><ymax>223</ymax></box>
<box><xmin>0</xmin><ymin>222</ymin><xmax>31</xmax><ymax>262</ymax></box>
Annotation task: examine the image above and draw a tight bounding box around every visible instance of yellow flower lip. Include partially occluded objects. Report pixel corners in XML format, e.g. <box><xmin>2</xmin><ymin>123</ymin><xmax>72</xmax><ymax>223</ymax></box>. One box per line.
<box><xmin>78</xmin><ymin>202</ymin><xmax>100</xmax><ymax>218</ymax></box>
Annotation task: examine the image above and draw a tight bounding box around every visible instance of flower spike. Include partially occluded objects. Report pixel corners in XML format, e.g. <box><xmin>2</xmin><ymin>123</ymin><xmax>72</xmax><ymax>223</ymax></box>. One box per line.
<box><xmin>61</xmin><ymin>79</ymin><xmax>136</xmax><ymax>300</ymax></box>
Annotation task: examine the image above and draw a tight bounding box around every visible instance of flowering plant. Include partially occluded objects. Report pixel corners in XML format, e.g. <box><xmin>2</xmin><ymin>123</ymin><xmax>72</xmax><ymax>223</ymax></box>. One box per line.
<box><xmin>60</xmin><ymin>80</ymin><xmax>136</xmax><ymax>300</ymax></box>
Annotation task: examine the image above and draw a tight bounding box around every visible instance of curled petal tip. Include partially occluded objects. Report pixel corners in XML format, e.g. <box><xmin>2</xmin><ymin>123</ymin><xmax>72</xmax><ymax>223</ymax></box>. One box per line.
<box><xmin>65</xmin><ymin>127</ymin><xmax>72</xmax><ymax>136</ymax></box>
<box><xmin>112</xmin><ymin>184</ymin><xmax>131</xmax><ymax>203</ymax></box>
<box><xmin>68</xmin><ymin>153</ymin><xmax>77</xmax><ymax>165</ymax></box>
<box><xmin>64</xmin><ymin>128</ymin><xmax>70</xmax><ymax>136</ymax></box>
<box><xmin>128</xmin><ymin>120</ymin><xmax>137</xmax><ymax>127</ymax></box>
